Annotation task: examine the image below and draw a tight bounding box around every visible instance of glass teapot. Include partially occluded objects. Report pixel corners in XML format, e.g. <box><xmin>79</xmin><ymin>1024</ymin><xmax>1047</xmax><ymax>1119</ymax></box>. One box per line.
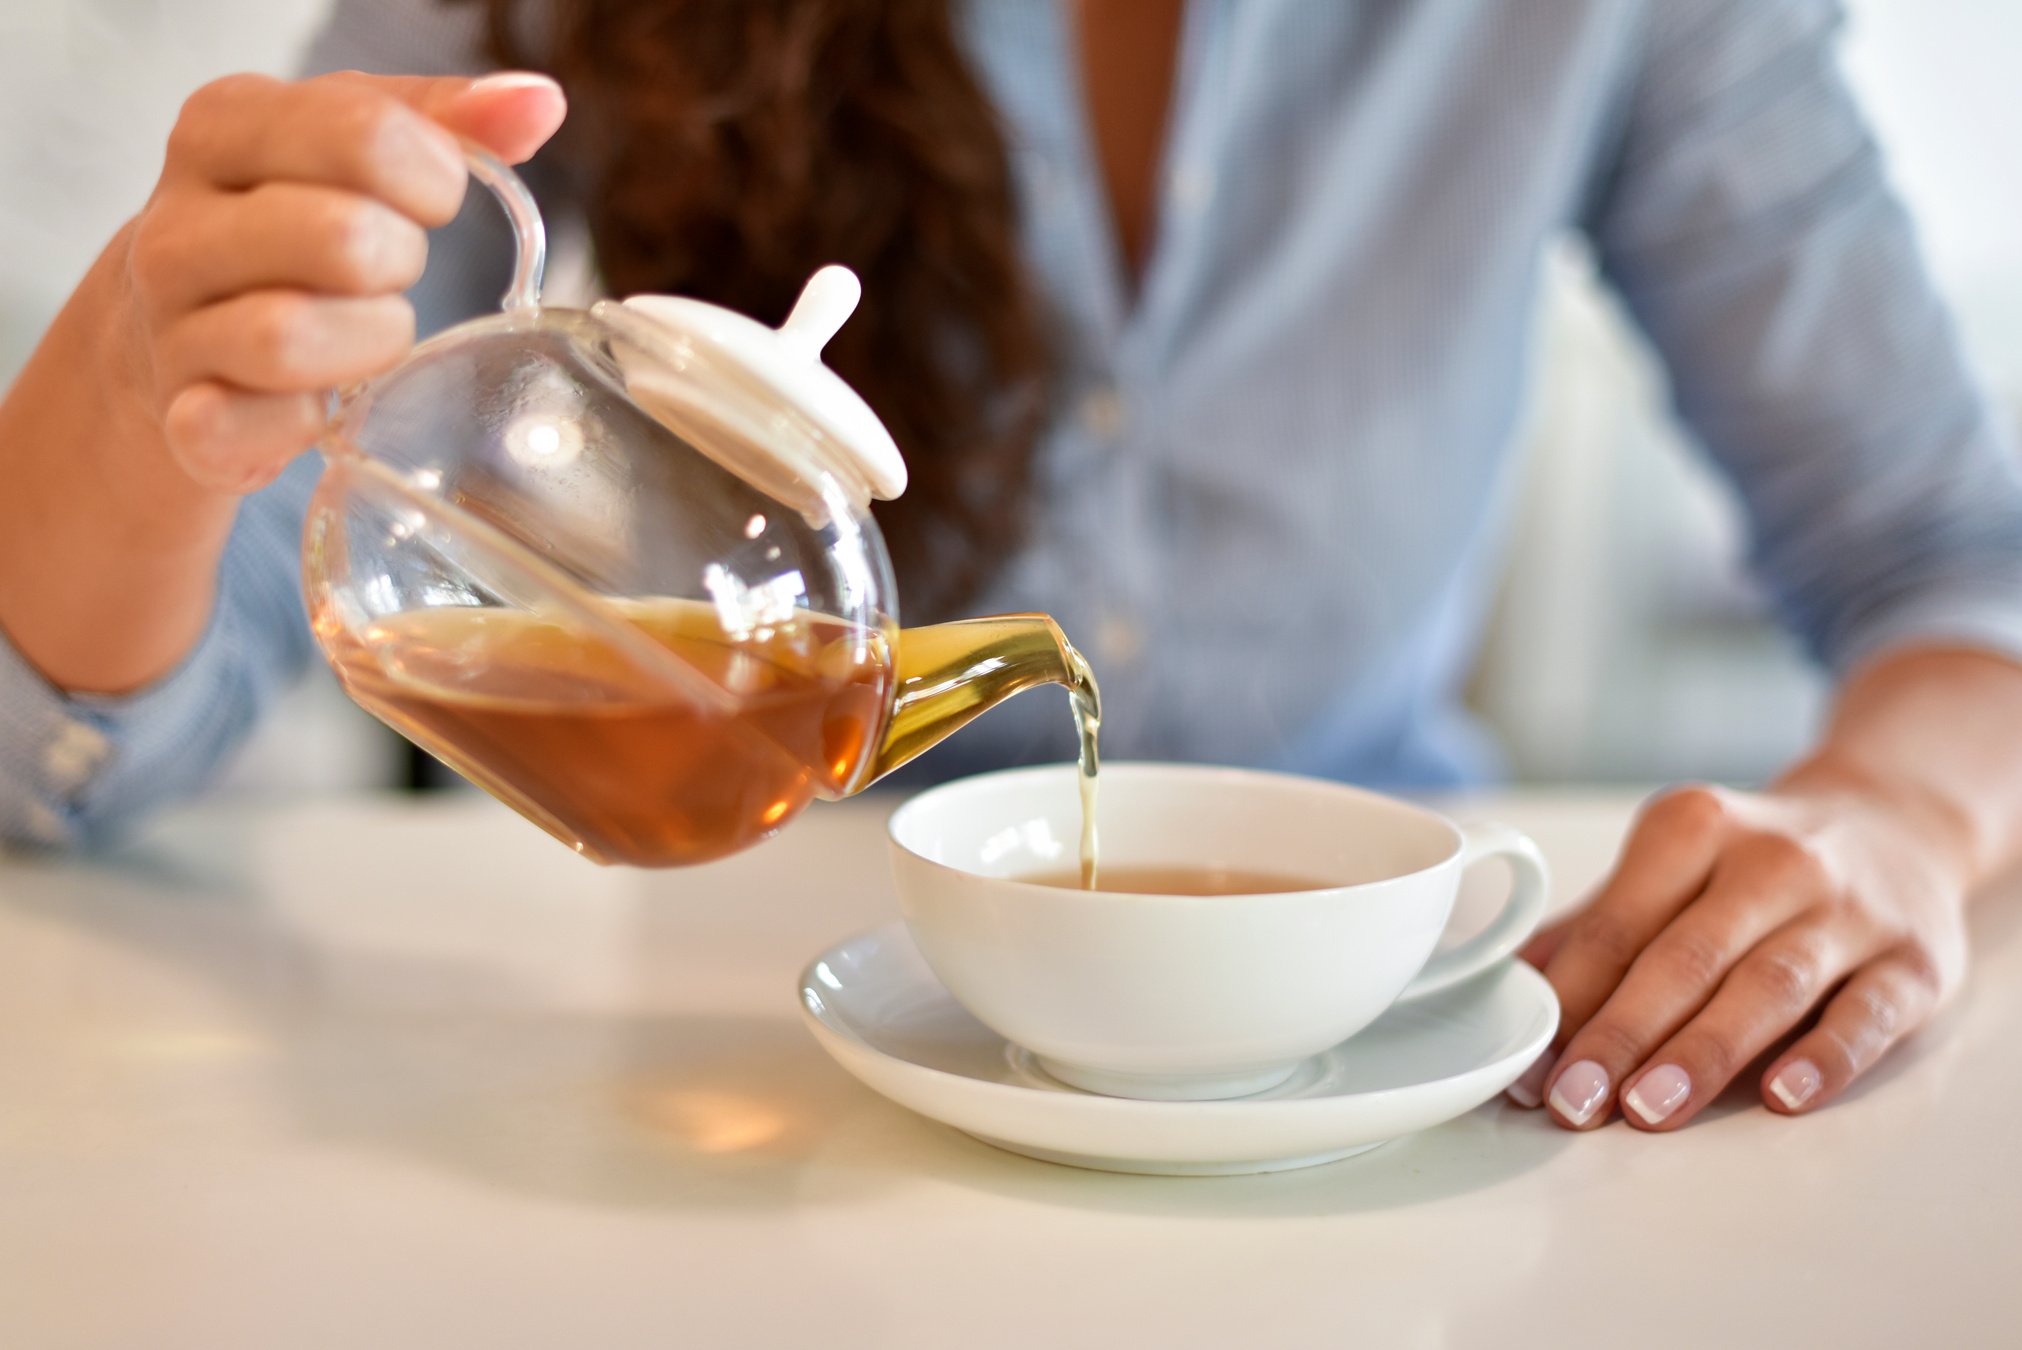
<box><xmin>302</xmin><ymin>147</ymin><xmax>1096</xmax><ymax>867</ymax></box>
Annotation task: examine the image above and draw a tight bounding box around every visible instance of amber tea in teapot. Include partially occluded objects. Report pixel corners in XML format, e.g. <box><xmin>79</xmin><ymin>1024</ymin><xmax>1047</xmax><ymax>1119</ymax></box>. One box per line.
<box><xmin>319</xmin><ymin>598</ymin><xmax>891</xmax><ymax>865</ymax></box>
<box><xmin>319</xmin><ymin>597</ymin><xmax>1101</xmax><ymax>869</ymax></box>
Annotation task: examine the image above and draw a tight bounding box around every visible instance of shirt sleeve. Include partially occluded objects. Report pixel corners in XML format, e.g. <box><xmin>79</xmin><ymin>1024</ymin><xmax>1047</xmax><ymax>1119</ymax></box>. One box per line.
<box><xmin>0</xmin><ymin>0</ymin><xmax>542</xmax><ymax>851</ymax></box>
<box><xmin>0</xmin><ymin>458</ymin><xmax>318</xmax><ymax>851</ymax></box>
<box><xmin>1585</xmin><ymin>0</ymin><xmax>2022</xmax><ymax>675</ymax></box>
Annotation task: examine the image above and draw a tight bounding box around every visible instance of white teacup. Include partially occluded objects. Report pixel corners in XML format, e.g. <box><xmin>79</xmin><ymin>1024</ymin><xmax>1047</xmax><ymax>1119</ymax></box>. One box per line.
<box><xmin>887</xmin><ymin>762</ymin><xmax>1549</xmax><ymax>1101</ymax></box>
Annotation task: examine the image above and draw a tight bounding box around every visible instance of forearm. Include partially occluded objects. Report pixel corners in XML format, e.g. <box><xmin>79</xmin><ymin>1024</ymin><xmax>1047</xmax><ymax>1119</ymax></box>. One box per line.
<box><xmin>1777</xmin><ymin>644</ymin><xmax>2022</xmax><ymax>890</ymax></box>
<box><xmin>0</xmin><ymin>227</ymin><xmax>238</xmax><ymax>694</ymax></box>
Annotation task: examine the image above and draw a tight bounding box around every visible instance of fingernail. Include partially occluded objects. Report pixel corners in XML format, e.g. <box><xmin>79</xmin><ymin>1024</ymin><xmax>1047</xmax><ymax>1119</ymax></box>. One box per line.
<box><xmin>1624</xmin><ymin>1064</ymin><xmax>1691</xmax><ymax>1125</ymax></box>
<box><xmin>1547</xmin><ymin>1059</ymin><xmax>1610</xmax><ymax>1126</ymax></box>
<box><xmin>1505</xmin><ymin>1051</ymin><xmax>1552</xmax><ymax>1108</ymax></box>
<box><xmin>1769</xmin><ymin>1059</ymin><xmax>1822</xmax><ymax>1112</ymax></box>
<box><xmin>470</xmin><ymin>72</ymin><xmax>563</xmax><ymax>98</ymax></box>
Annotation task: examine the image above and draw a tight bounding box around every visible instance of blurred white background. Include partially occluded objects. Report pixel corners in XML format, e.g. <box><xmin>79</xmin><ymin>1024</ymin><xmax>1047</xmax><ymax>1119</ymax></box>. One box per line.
<box><xmin>2</xmin><ymin>0</ymin><xmax>2018</xmax><ymax>794</ymax></box>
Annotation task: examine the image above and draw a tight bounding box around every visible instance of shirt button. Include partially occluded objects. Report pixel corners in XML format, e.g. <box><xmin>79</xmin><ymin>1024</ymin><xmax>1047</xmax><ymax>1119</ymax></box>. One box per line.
<box><xmin>23</xmin><ymin>801</ymin><xmax>67</xmax><ymax>846</ymax></box>
<box><xmin>1169</xmin><ymin>164</ymin><xmax>1215</xmax><ymax>213</ymax></box>
<box><xmin>44</xmin><ymin>721</ymin><xmax>109</xmax><ymax>795</ymax></box>
<box><xmin>1080</xmin><ymin>386</ymin><xmax>1127</xmax><ymax>440</ymax></box>
<box><xmin>1097</xmin><ymin>616</ymin><xmax>1145</xmax><ymax>666</ymax></box>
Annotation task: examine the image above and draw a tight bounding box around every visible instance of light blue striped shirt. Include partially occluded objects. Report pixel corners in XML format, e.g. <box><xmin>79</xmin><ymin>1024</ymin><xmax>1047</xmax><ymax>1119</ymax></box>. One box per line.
<box><xmin>8</xmin><ymin>0</ymin><xmax>2022</xmax><ymax>847</ymax></box>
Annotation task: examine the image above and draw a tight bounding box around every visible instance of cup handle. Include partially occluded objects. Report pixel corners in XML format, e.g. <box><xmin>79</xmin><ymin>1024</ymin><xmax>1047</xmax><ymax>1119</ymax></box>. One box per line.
<box><xmin>1397</xmin><ymin>821</ymin><xmax>1550</xmax><ymax>1001</ymax></box>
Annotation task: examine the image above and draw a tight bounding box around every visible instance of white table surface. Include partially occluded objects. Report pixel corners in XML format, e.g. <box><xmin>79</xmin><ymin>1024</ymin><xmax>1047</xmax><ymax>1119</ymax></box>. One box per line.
<box><xmin>1</xmin><ymin>788</ymin><xmax>2017</xmax><ymax>1349</ymax></box>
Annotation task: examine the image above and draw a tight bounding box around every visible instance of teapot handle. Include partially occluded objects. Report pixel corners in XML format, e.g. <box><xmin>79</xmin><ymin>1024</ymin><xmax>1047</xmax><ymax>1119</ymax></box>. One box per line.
<box><xmin>462</xmin><ymin>140</ymin><xmax>547</xmax><ymax>313</ymax></box>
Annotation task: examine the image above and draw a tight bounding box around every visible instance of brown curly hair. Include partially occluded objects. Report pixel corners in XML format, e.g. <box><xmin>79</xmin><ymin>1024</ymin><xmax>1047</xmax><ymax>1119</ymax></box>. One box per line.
<box><xmin>468</xmin><ymin>0</ymin><xmax>1053</xmax><ymax>620</ymax></box>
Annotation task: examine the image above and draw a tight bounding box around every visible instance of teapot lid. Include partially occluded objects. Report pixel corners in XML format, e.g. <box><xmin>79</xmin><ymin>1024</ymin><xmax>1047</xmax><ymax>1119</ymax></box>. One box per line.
<box><xmin>613</xmin><ymin>266</ymin><xmax>908</xmax><ymax>503</ymax></box>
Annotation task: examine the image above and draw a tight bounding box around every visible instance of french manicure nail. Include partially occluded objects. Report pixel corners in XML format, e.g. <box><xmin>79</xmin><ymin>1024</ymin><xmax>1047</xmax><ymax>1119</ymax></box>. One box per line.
<box><xmin>1769</xmin><ymin>1059</ymin><xmax>1821</xmax><ymax>1111</ymax></box>
<box><xmin>471</xmin><ymin>72</ymin><xmax>564</xmax><ymax>97</ymax></box>
<box><xmin>1506</xmin><ymin>1051</ymin><xmax>1552</xmax><ymax>1108</ymax></box>
<box><xmin>1547</xmin><ymin>1059</ymin><xmax>1610</xmax><ymax>1126</ymax></box>
<box><xmin>1624</xmin><ymin>1064</ymin><xmax>1691</xmax><ymax>1125</ymax></box>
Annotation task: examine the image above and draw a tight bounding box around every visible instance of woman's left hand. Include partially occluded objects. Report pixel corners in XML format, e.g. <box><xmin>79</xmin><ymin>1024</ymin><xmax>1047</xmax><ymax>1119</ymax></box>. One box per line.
<box><xmin>1509</xmin><ymin>769</ymin><xmax>1973</xmax><ymax>1130</ymax></box>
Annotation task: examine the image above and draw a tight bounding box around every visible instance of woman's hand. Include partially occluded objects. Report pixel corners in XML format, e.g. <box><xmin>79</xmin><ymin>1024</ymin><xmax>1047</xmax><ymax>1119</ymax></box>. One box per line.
<box><xmin>0</xmin><ymin>68</ymin><xmax>565</xmax><ymax>694</ymax></box>
<box><xmin>126</xmin><ymin>69</ymin><xmax>566</xmax><ymax>493</ymax></box>
<box><xmin>1509</xmin><ymin>769</ymin><xmax>1974</xmax><ymax>1129</ymax></box>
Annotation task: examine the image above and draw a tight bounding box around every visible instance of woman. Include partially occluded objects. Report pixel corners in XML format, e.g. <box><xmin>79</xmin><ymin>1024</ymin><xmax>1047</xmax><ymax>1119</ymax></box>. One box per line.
<box><xmin>3</xmin><ymin>0</ymin><xmax>2021</xmax><ymax>1134</ymax></box>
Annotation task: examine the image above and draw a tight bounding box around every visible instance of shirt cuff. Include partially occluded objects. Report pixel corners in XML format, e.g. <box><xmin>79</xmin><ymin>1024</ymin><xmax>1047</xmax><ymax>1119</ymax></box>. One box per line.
<box><xmin>1826</xmin><ymin>583</ymin><xmax>2022</xmax><ymax>677</ymax></box>
<box><xmin>0</xmin><ymin>599</ymin><xmax>239</xmax><ymax>852</ymax></box>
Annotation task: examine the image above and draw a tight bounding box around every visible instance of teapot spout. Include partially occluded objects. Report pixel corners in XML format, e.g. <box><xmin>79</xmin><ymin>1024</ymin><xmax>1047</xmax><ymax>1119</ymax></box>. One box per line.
<box><xmin>863</xmin><ymin>615</ymin><xmax>1101</xmax><ymax>785</ymax></box>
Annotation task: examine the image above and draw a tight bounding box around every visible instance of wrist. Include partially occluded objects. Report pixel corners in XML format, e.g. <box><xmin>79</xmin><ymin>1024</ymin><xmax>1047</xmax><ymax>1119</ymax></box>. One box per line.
<box><xmin>1774</xmin><ymin>750</ymin><xmax>1982</xmax><ymax>891</ymax></box>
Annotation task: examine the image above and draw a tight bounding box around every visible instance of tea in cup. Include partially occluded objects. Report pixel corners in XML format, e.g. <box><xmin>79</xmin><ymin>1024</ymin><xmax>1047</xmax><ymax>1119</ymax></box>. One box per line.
<box><xmin>886</xmin><ymin>763</ymin><xmax>1549</xmax><ymax>1101</ymax></box>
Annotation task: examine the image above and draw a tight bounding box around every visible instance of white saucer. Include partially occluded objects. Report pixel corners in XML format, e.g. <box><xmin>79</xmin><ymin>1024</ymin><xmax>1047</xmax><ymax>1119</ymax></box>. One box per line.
<box><xmin>798</xmin><ymin>924</ymin><xmax>1559</xmax><ymax>1176</ymax></box>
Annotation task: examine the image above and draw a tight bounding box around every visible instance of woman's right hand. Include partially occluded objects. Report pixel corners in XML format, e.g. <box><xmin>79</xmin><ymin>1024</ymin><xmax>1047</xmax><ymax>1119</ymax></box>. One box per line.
<box><xmin>0</xmin><ymin>69</ymin><xmax>565</xmax><ymax>696</ymax></box>
<box><xmin>125</xmin><ymin>69</ymin><xmax>566</xmax><ymax>494</ymax></box>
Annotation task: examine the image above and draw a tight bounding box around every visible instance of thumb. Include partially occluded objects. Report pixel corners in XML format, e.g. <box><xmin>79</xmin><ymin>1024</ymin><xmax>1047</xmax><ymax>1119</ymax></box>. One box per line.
<box><xmin>327</xmin><ymin>70</ymin><xmax>567</xmax><ymax>164</ymax></box>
